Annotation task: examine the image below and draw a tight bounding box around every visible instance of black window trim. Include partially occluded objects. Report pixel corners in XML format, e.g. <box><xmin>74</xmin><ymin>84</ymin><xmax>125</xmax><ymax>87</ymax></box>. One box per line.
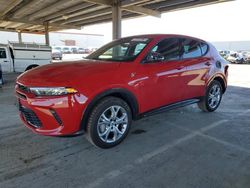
<box><xmin>142</xmin><ymin>37</ymin><xmax>210</xmax><ymax>64</ymax></box>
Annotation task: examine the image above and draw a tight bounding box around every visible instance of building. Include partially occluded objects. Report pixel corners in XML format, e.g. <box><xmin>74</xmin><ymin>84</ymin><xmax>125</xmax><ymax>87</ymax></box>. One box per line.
<box><xmin>0</xmin><ymin>31</ymin><xmax>104</xmax><ymax>48</ymax></box>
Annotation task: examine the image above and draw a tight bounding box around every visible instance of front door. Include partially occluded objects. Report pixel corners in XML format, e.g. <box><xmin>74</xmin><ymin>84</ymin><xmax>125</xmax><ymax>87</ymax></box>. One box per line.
<box><xmin>0</xmin><ymin>47</ymin><xmax>11</xmax><ymax>72</ymax></box>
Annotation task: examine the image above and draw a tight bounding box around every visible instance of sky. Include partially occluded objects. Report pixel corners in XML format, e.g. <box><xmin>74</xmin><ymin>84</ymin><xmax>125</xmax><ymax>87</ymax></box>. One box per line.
<box><xmin>79</xmin><ymin>0</ymin><xmax>250</xmax><ymax>43</ymax></box>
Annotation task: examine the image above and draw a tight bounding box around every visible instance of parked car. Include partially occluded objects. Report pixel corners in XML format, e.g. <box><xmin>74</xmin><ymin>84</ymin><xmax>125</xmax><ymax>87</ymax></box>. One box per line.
<box><xmin>62</xmin><ymin>47</ymin><xmax>71</xmax><ymax>54</ymax></box>
<box><xmin>78</xmin><ymin>48</ymin><xmax>85</xmax><ymax>54</ymax></box>
<box><xmin>52</xmin><ymin>48</ymin><xmax>62</xmax><ymax>60</ymax></box>
<box><xmin>242</xmin><ymin>51</ymin><xmax>250</xmax><ymax>63</ymax></box>
<box><xmin>227</xmin><ymin>52</ymin><xmax>246</xmax><ymax>64</ymax></box>
<box><xmin>0</xmin><ymin>64</ymin><xmax>3</xmax><ymax>86</ymax></box>
<box><xmin>16</xmin><ymin>34</ymin><xmax>228</xmax><ymax>148</ymax></box>
<box><xmin>219</xmin><ymin>50</ymin><xmax>230</xmax><ymax>59</ymax></box>
<box><xmin>54</xmin><ymin>46</ymin><xmax>62</xmax><ymax>51</ymax></box>
<box><xmin>83</xmin><ymin>48</ymin><xmax>91</xmax><ymax>54</ymax></box>
<box><xmin>78</xmin><ymin>48</ymin><xmax>92</xmax><ymax>54</ymax></box>
<box><xmin>246</xmin><ymin>54</ymin><xmax>250</xmax><ymax>63</ymax></box>
<box><xmin>70</xmin><ymin>47</ymin><xmax>78</xmax><ymax>54</ymax></box>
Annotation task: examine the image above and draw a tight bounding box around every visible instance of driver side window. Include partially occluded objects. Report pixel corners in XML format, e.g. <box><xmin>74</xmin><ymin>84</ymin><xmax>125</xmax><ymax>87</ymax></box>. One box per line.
<box><xmin>0</xmin><ymin>48</ymin><xmax>7</xmax><ymax>59</ymax></box>
<box><xmin>147</xmin><ymin>38</ymin><xmax>180</xmax><ymax>62</ymax></box>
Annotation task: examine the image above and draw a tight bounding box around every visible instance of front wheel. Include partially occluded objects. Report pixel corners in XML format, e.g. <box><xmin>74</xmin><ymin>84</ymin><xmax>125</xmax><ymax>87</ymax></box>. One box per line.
<box><xmin>86</xmin><ymin>97</ymin><xmax>132</xmax><ymax>148</ymax></box>
<box><xmin>198</xmin><ymin>80</ymin><xmax>223</xmax><ymax>112</ymax></box>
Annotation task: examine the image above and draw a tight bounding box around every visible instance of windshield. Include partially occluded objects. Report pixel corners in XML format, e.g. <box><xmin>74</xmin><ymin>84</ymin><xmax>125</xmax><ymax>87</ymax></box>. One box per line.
<box><xmin>86</xmin><ymin>37</ymin><xmax>151</xmax><ymax>62</ymax></box>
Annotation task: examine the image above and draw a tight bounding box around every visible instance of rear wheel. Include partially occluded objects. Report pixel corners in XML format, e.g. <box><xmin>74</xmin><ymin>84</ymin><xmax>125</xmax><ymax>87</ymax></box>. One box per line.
<box><xmin>86</xmin><ymin>97</ymin><xmax>132</xmax><ymax>148</ymax></box>
<box><xmin>198</xmin><ymin>80</ymin><xmax>223</xmax><ymax>112</ymax></box>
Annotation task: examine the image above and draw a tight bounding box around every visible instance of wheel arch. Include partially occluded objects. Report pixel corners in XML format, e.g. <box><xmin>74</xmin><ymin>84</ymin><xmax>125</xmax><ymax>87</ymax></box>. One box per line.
<box><xmin>25</xmin><ymin>64</ymin><xmax>39</xmax><ymax>71</ymax></box>
<box><xmin>208</xmin><ymin>74</ymin><xmax>227</xmax><ymax>93</ymax></box>
<box><xmin>80</xmin><ymin>88</ymin><xmax>139</xmax><ymax>131</ymax></box>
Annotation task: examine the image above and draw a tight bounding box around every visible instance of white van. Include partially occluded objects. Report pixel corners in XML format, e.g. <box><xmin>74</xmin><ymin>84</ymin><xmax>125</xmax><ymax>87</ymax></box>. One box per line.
<box><xmin>0</xmin><ymin>42</ymin><xmax>51</xmax><ymax>73</ymax></box>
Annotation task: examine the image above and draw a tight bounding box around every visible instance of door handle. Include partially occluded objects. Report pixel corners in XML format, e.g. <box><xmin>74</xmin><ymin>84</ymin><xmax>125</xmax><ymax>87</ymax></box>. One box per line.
<box><xmin>3</xmin><ymin>60</ymin><xmax>9</xmax><ymax>63</ymax></box>
<box><xmin>177</xmin><ymin>66</ymin><xmax>185</xmax><ymax>70</ymax></box>
<box><xmin>205</xmin><ymin>62</ymin><xmax>212</xmax><ymax>66</ymax></box>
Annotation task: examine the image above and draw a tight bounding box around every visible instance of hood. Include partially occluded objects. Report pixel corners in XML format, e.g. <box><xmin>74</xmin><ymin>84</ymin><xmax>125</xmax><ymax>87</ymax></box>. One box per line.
<box><xmin>17</xmin><ymin>60</ymin><xmax>120</xmax><ymax>87</ymax></box>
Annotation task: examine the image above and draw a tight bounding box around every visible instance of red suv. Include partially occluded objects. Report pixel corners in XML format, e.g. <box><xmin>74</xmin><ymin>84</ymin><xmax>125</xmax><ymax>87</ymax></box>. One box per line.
<box><xmin>16</xmin><ymin>34</ymin><xmax>228</xmax><ymax>148</ymax></box>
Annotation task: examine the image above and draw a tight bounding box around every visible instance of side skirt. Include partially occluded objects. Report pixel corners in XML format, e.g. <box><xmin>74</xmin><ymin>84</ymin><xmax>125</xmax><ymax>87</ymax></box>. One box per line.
<box><xmin>137</xmin><ymin>98</ymin><xmax>201</xmax><ymax>119</ymax></box>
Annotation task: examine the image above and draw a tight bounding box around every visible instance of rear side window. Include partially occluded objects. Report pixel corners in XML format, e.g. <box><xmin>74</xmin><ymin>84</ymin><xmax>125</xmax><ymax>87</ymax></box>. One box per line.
<box><xmin>151</xmin><ymin>38</ymin><xmax>180</xmax><ymax>61</ymax></box>
<box><xmin>180</xmin><ymin>39</ymin><xmax>202</xmax><ymax>59</ymax></box>
<box><xmin>0</xmin><ymin>48</ymin><xmax>6</xmax><ymax>59</ymax></box>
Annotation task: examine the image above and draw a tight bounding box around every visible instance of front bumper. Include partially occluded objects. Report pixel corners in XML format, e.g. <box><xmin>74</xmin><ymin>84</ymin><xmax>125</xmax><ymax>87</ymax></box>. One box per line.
<box><xmin>16</xmin><ymin>84</ymin><xmax>88</xmax><ymax>136</ymax></box>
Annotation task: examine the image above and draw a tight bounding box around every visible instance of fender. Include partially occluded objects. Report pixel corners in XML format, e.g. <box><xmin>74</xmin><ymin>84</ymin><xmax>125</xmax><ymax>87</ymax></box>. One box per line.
<box><xmin>79</xmin><ymin>88</ymin><xmax>139</xmax><ymax>131</ymax></box>
<box><xmin>207</xmin><ymin>73</ymin><xmax>227</xmax><ymax>93</ymax></box>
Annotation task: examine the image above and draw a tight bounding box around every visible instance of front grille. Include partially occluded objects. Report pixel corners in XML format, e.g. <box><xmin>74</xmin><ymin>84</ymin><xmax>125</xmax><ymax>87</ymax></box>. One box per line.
<box><xmin>19</xmin><ymin>105</ymin><xmax>42</xmax><ymax>128</ymax></box>
<box><xmin>18</xmin><ymin>84</ymin><xmax>30</xmax><ymax>93</ymax></box>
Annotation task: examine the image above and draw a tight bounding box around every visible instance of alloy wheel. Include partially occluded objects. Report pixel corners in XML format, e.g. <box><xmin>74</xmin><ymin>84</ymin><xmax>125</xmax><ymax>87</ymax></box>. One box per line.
<box><xmin>97</xmin><ymin>105</ymin><xmax>128</xmax><ymax>143</ymax></box>
<box><xmin>208</xmin><ymin>84</ymin><xmax>221</xmax><ymax>109</ymax></box>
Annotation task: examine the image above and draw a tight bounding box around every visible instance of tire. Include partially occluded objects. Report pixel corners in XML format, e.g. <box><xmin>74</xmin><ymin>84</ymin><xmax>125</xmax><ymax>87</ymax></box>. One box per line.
<box><xmin>0</xmin><ymin>71</ymin><xmax>3</xmax><ymax>85</ymax></box>
<box><xmin>0</xmin><ymin>77</ymin><xmax>3</xmax><ymax>86</ymax></box>
<box><xmin>198</xmin><ymin>80</ymin><xmax>223</xmax><ymax>112</ymax></box>
<box><xmin>25</xmin><ymin>65</ymin><xmax>38</xmax><ymax>71</ymax></box>
<box><xmin>86</xmin><ymin>97</ymin><xmax>132</xmax><ymax>148</ymax></box>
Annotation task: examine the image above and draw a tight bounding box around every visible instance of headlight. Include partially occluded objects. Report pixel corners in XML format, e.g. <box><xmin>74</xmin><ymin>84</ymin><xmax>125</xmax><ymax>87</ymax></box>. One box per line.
<box><xmin>29</xmin><ymin>87</ymin><xmax>78</xmax><ymax>96</ymax></box>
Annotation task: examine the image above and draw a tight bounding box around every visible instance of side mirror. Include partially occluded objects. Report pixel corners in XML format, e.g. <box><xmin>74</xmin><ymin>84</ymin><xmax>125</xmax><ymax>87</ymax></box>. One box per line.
<box><xmin>145</xmin><ymin>52</ymin><xmax>164</xmax><ymax>63</ymax></box>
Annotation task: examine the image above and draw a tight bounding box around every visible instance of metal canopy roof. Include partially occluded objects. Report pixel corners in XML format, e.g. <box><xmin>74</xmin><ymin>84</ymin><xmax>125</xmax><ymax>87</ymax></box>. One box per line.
<box><xmin>0</xmin><ymin>0</ymin><xmax>233</xmax><ymax>34</ymax></box>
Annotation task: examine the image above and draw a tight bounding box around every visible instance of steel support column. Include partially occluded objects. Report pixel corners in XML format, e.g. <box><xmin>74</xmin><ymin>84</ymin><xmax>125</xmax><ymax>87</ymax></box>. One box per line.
<box><xmin>112</xmin><ymin>0</ymin><xmax>121</xmax><ymax>40</ymax></box>
<box><xmin>18</xmin><ymin>31</ymin><xmax>22</xmax><ymax>43</ymax></box>
<box><xmin>44</xmin><ymin>22</ymin><xmax>50</xmax><ymax>45</ymax></box>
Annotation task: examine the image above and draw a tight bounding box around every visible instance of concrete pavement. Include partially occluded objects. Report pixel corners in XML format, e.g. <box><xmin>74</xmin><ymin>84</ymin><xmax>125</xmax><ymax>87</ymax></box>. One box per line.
<box><xmin>0</xmin><ymin>64</ymin><xmax>250</xmax><ymax>188</ymax></box>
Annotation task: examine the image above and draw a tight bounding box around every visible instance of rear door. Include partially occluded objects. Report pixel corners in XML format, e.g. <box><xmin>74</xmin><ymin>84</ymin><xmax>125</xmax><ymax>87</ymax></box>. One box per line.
<box><xmin>0</xmin><ymin>47</ymin><xmax>11</xmax><ymax>72</ymax></box>
<box><xmin>179</xmin><ymin>38</ymin><xmax>211</xmax><ymax>100</ymax></box>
